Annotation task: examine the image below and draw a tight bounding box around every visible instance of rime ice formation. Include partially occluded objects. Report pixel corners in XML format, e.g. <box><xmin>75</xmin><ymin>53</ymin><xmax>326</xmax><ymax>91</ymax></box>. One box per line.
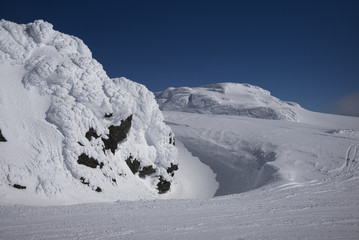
<box><xmin>0</xmin><ymin>20</ymin><xmax>178</xmax><ymax>205</ymax></box>
<box><xmin>155</xmin><ymin>83</ymin><xmax>300</xmax><ymax>121</ymax></box>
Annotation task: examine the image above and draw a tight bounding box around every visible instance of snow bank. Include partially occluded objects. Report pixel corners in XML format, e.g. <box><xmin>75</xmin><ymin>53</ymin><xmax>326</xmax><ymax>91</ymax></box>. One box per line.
<box><xmin>0</xmin><ymin>20</ymin><xmax>178</xmax><ymax>205</ymax></box>
<box><xmin>163</xmin><ymin>109</ymin><xmax>359</xmax><ymax>197</ymax></box>
<box><xmin>155</xmin><ymin>82</ymin><xmax>300</xmax><ymax>121</ymax></box>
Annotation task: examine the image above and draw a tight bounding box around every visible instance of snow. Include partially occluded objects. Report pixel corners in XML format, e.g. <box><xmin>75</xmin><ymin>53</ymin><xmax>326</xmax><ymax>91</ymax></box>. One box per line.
<box><xmin>2</xmin><ymin>102</ymin><xmax>358</xmax><ymax>239</ymax></box>
<box><xmin>165</xmin><ymin>141</ymin><xmax>218</xmax><ymax>199</ymax></box>
<box><xmin>1</xmin><ymin>19</ymin><xmax>359</xmax><ymax>239</ymax></box>
<box><xmin>155</xmin><ymin>82</ymin><xmax>300</xmax><ymax>121</ymax></box>
<box><xmin>0</xmin><ymin>174</ymin><xmax>358</xmax><ymax>239</ymax></box>
<box><xmin>163</xmin><ymin>110</ymin><xmax>359</xmax><ymax>197</ymax></box>
<box><xmin>0</xmin><ymin>20</ymin><xmax>179</xmax><ymax>204</ymax></box>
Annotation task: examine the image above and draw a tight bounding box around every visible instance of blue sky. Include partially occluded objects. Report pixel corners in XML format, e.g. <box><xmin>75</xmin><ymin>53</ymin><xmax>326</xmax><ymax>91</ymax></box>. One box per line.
<box><xmin>2</xmin><ymin>0</ymin><xmax>359</xmax><ymax>115</ymax></box>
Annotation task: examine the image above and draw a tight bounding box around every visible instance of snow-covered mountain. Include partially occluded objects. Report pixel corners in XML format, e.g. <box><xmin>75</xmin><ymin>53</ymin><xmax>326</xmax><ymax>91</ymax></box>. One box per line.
<box><xmin>156</xmin><ymin>83</ymin><xmax>359</xmax><ymax>196</ymax></box>
<box><xmin>155</xmin><ymin>83</ymin><xmax>300</xmax><ymax>121</ymax></box>
<box><xmin>0</xmin><ymin>20</ymin><xmax>179</xmax><ymax>205</ymax></box>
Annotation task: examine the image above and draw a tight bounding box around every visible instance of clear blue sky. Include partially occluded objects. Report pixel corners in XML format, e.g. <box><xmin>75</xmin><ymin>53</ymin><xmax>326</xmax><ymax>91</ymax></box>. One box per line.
<box><xmin>2</xmin><ymin>0</ymin><xmax>359</xmax><ymax>114</ymax></box>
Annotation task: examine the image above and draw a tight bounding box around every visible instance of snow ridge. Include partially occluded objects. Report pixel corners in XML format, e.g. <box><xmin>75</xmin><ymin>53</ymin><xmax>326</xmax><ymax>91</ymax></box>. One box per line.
<box><xmin>0</xmin><ymin>20</ymin><xmax>177</xmax><ymax>205</ymax></box>
<box><xmin>155</xmin><ymin>82</ymin><xmax>300</xmax><ymax>121</ymax></box>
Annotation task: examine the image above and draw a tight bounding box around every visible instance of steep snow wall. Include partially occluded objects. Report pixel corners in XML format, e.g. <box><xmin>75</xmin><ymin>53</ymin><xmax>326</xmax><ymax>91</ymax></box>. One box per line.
<box><xmin>156</xmin><ymin>83</ymin><xmax>300</xmax><ymax>121</ymax></box>
<box><xmin>0</xmin><ymin>20</ymin><xmax>177</xmax><ymax>205</ymax></box>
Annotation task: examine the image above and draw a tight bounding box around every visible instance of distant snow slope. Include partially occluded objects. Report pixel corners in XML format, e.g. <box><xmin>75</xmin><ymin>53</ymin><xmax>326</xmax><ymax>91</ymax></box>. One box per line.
<box><xmin>164</xmin><ymin>109</ymin><xmax>359</xmax><ymax>196</ymax></box>
<box><xmin>0</xmin><ymin>20</ymin><xmax>182</xmax><ymax>205</ymax></box>
<box><xmin>155</xmin><ymin>83</ymin><xmax>300</xmax><ymax>121</ymax></box>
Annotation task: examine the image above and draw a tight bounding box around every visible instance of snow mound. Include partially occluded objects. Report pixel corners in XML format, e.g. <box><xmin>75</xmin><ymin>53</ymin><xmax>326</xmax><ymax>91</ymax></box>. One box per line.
<box><xmin>0</xmin><ymin>20</ymin><xmax>178</xmax><ymax>205</ymax></box>
<box><xmin>155</xmin><ymin>83</ymin><xmax>300</xmax><ymax>121</ymax></box>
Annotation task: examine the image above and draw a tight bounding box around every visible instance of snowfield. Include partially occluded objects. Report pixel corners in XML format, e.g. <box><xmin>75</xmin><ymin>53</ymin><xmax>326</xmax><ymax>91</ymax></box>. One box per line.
<box><xmin>1</xmin><ymin>176</ymin><xmax>358</xmax><ymax>239</ymax></box>
<box><xmin>1</xmin><ymin>20</ymin><xmax>359</xmax><ymax>239</ymax></box>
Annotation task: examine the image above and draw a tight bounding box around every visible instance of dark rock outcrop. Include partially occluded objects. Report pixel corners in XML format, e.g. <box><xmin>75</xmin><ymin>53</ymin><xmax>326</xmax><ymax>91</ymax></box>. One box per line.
<box><xmin>102</xmin><ymin>115</ymin><xmax>133</xmax><ymax>154</ymax></box>
<box><xmin>13</xmin><ymin>184</ymin><xmax>26</xmax><ymax>189</ymax></box>
<box><xmin>139</xmin><ymin>166</ymin><xmax>156</xmax><ymax>178</ymax></box>
<box><xmin>80</xmin><ymin>177</ymin><xmax>90</xmax><ymax>186</ymax></box>
<box><xmin>157</xmin><ymin>176</ymin><xmax>171</xmax><ymax>194</ymax></box>
<box><xmin>0</xmin><ymin>129</ymin><xmax>6</xmax><ymax>142</ymax></box>
<box><xmin>77</xmin><ymin>153</ymin><xmax>103</xmax><ymax>169</ymax></box>
<box><xmin>104</xmin><ymin>113</ymin><xmax>113</xmax><ymax>118</ymax></box>
<box><xmin>169</xmin><ymin>133</ymin><xmax>175</xmax><ymax>146</ymax></box>
<box><xmin>95</xmin><ymin>187</ymin><xmax>102</xmax><ymax>192</ymax></box>
<box><xmin>85</xmin><ymin>128</ymin><xmax>100</xmax><ymax>141</ymax></box>
<box><xmin>125</xmin><ymin>155</ymin><xmax>140</xmax><ymax>174</ymax></box>
<box><xmin>167</xmin><ymin>163</ymin><xmax>179</xmax><ymax>177</ymax></box>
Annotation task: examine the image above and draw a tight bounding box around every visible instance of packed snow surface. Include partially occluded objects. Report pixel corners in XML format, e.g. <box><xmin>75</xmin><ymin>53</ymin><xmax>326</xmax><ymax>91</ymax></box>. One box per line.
<box><xmin>156</xmin><ymin>83</ymin><xmax>300</xmax><ymax>121</ymax></box>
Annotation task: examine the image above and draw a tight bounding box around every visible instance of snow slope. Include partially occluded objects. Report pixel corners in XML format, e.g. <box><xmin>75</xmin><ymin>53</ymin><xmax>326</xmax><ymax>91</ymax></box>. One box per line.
<box><xmin>155</xmin><ymin>83</ymin><xmax>300</xmax><ymax>121</ymax></box>
<box><xmin>164</xmin><ymin>110</ymin><xmax>359</xmax><ymax>196</ymax></box>
<box><xmin>0</xmin><ymin>20</ymin><xmax>183</xmax><ymax>204</ymax></box>
<box><xmin>1</xmin><ymin>108</ymin><xmax>358</xmax><ymax>239</ymax></box>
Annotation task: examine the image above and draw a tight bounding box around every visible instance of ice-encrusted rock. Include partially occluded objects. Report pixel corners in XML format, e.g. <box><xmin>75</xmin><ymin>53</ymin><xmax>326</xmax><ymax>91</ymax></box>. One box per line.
<box><xmin>155</xmin><ymin>83</ymin><xmax>300</xmax><ymax>121</ymax></box>
<box><xmin>0</xmin><ymin>20</ymin><xmax>177</xmax><ymax>204</ymax></box>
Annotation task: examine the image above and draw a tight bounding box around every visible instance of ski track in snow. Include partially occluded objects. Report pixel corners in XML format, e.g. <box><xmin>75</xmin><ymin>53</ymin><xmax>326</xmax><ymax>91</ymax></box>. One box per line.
<box><xmin>344</xmin><ymin>143</ymin><xmax>359</xmax><ymax>169</ymax></box>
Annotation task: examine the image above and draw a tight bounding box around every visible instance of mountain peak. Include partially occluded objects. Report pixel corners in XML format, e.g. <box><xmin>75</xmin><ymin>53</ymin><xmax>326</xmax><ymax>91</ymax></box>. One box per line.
<box><xmin>155</xmin><ymin>83</ymin><xmax>300</xmax><ymax>121</ymax></box>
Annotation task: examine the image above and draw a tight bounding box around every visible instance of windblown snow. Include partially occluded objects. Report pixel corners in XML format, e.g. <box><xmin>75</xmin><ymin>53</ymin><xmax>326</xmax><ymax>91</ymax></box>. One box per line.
<box><xmin>1</xmin><ymin>20</ymin><xmax>359</xmax><ymax>239</ymax></box>
<box><xmin>0</xmin><ymin>19</ymin><xmax>183</xmax><ymax>205</ymax></box>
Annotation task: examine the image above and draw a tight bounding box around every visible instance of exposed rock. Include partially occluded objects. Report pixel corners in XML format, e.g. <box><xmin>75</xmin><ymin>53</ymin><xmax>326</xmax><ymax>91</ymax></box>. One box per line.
<box><xmin>85</xmin><ymin>128</ymin><xmax>100</xmax><ymax>141</ymax></box>
<box><xmin>112</xmin><ymin>178</ymin><xmax>116</xmax><ymax>183</ymax></box>
<box><xmin>77</xmin><ymin>153</ymin><xmax>103</xmax><ymax>169</ymax></box>
<box><xmin>157</xmin><ymin>176</ymin><xmax>171</xmax><ymax>194</ymax></box>
<box><xmin>125</xmin><ymin>155</ymin><xmax>140</xmax><ymax>174</ymax></box>
<box><xmin>102</xmin><ymin>115</ymin><xmax>133</xmax><ymax>154</ymax></box>
<box><xmin>80</xmin><ymin>177</ymin><xmax>89</xmax><ymax>186</ymax></box>
<box><xmin>77</xmin><ymin>141</ymin><xmax>84</xmax><ymax>146</ymax></box>
<box><xmin>0</xmin><ymin>129</ymin><xmax>6</xmax><ymax>142</ymax></box>
<box><xmin>95</xmin><ymin>187</ymin><xmax>102</xmax><ymax>192</ymax></box>
<box><xmin>169</xmin><ymin>133</ymin><xmax>176</xmax><ymax>146</ymax></box>
<box><xmin>167</xmin><ymin>163</ymin><xmax>179</xmax><ymax>177</ymax></box>
<box><xmin>104</xmin><ymin>113</ymin><xmax>113</xmax><ymax>118</ymax></box>
<box><xmin>139</xmin><ymin>166</ymin><xmax>156</xmax><ymax>178</ymax></box>
<box><xmin>13</xmin><ymin>184</ymin><xmax>26</xmax><ymax>190</ymax></box>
